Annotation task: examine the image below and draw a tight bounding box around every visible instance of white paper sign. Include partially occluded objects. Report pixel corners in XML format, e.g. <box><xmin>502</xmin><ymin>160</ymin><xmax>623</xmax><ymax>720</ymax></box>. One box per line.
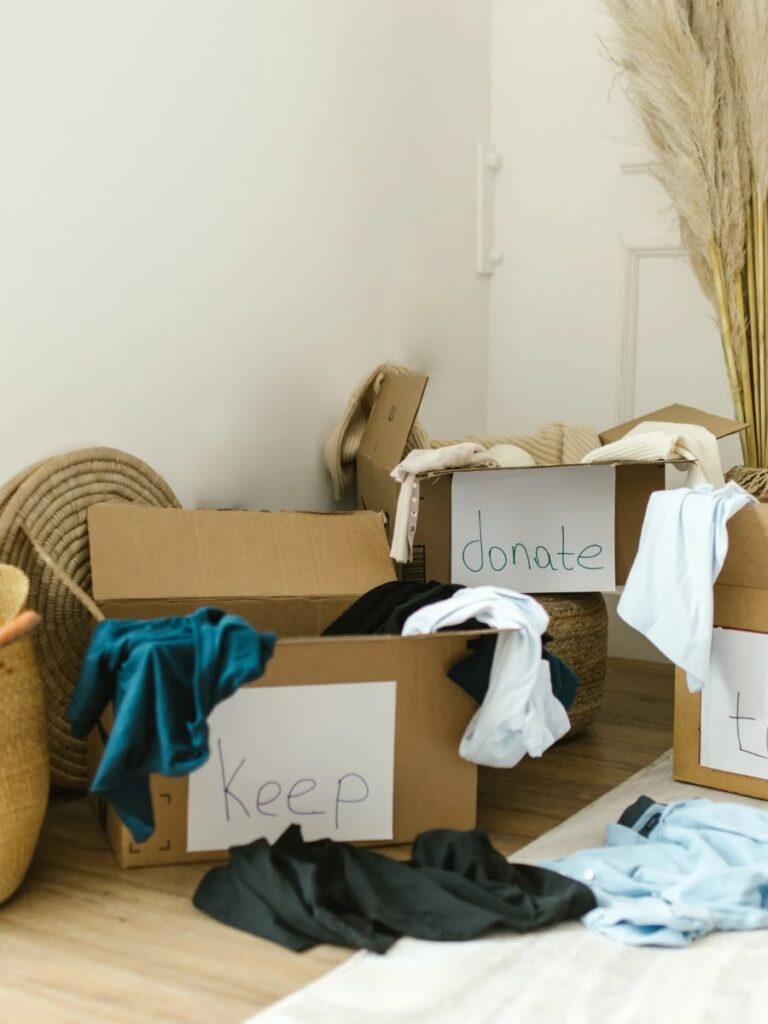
<box><xmin>450</xmin><ymin>465</ymin><xmax>616</xmax><ymax>593</ymax></box>
<box><xmin>701</xmin><ymin>628</ymin><xmax>768</xmax><ymax>780</ymax></box>
<box><xmin>187</xmin><ymin>682</ymin><xmax>396</xmax><ymax>851</ymax></box>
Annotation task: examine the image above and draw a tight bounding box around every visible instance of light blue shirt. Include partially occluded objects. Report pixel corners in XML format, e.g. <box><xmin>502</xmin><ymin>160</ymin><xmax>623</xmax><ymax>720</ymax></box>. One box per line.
<box><xmin>542</xmin><ymin>798</ymin><xmax>768</xmax><ymax>946</ymax></box>
<box><xmin>617</xmin><ymin>482</ymin><xmax>755</xmax><ymax>691</ymax></box>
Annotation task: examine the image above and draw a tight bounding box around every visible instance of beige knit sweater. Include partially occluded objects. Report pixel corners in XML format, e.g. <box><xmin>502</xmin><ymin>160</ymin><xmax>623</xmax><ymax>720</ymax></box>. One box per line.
<box><xmin>323</xmin><ymin>363</ymin><xmax>601</xmax><ymax>500</ymax></box>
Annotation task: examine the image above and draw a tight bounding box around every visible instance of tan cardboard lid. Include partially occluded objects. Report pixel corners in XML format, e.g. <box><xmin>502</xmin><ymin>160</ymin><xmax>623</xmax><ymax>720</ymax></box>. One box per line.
<box><xmin>358</xmin><ymin>372</ymin><xmax>428</xmax><ymax>469</ymax></box>
<box><xmin>88</xmin><ymin>505</ymin><xmax>396</xmax><ymax>601</ymax></box>
<box><xmin>600</xmin><ymin>404</ymin><xmax>746</xmax><ymax>444</ymax></box>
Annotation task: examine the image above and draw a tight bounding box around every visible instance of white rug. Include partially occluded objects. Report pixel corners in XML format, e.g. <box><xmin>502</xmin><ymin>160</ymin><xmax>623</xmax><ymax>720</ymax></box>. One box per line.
<box><xmin>246</xmin><ymin>753</ymin><xmax>768</xmax><ymax>1024</ymax></box>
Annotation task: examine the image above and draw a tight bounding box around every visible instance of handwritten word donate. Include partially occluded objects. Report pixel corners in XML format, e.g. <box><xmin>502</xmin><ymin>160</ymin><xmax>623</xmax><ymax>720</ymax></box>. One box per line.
<box><xmin>460</xmin><ymin>511</ymin><xmax>604</xmax><ymax>574</ymax></box>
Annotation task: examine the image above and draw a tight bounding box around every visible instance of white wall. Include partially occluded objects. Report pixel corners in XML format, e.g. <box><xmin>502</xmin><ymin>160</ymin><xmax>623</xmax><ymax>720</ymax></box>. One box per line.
<box><xmin>487</xmin><ymin>0</ymin><xmax>739</xmax><ymax>446</ymax></box>
<box><xmin>1</xmin><ymin>0</ymin><xmax>732</xmax><ymax>661</ymax></box>
<box><xmin>487</xmin><ymin>0</ymin><xmax>625</xmax><ymax>435</ymax></box>
<box><xmin>487</xmin><ymin>0</ymin><xmax>744</xmax><ymax>660</ymax></box>
<box><xmin>0</xmin><ymin>0</ymin><xmax>491</xmax><ymax>510</ymax></box>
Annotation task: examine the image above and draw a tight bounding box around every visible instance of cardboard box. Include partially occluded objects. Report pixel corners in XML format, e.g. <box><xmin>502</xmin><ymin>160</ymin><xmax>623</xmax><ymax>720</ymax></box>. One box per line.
<box><xmin>86</xmin><ymin>505</ymin><xmax>480</xmax><ymax>867</ymax></box>
<box><xmin>357</xmin><ymin>371</ymin><xmax>744</xmax><ymax>592</ymax></box>
<box><xmin>674</xmin><ymin>501</ymin><xmax>768</xmax><ymax>800</ymax></box>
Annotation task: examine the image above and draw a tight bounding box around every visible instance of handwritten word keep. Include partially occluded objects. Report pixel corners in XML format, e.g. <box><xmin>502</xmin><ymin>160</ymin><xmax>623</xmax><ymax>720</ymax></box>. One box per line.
<box><xmin>217</xmin><ymin>740</ymin><xmax>370</xmax><ymax>830</ymax></box>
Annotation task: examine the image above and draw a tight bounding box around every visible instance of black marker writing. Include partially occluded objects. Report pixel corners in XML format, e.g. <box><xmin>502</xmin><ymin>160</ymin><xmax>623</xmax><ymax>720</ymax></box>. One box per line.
<box><xmin>218</xmin><ymin>738</ymin><xmax>249</xmax><ymax>820</ymax></box>
<box><xmin>256</xmin><ymin>781</ymin><xmax>281</xmax><ymax>817</ymax></box>
<box><xmin>729</xmin><ymin>691</ymin><xmax>768</xmax><ymax>759</ymax></box>
<box><xmin>287</xmin><ymin>778</ymin><xmax>324</xmax><ymax>816</ymax></box>
<box><xmin>335</xmin><ymin>772</ymin><xmax>370</xmax><ymax>829</ymax></box>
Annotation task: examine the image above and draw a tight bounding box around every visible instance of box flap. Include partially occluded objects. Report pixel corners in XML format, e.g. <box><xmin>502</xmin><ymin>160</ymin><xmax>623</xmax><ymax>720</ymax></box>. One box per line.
<box><xmin>600</xmin><ymin>404</ymin><xmax>746</xmax><ymax>444</ymax></box>
<box><xmin>358</xmin><ymin>371</ymin><xmax>428</xmax><ymax>469</ymax></box>
<box><xmin>88</xmin><ymin>505</ymin><xmax>395</xmax><ymax>601</ymax></box>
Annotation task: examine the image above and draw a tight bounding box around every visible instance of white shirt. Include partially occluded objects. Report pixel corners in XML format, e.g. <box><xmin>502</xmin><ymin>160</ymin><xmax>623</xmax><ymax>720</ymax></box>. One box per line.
<box><xmin>402</xmin><ymin>586</ymin><xmax>570</xmax><ymax>767</ymax></box>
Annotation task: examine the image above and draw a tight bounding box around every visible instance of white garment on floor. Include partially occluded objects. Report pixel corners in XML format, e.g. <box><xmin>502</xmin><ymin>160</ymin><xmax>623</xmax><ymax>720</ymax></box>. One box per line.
<box><xmin>401</xmin><ymin>586</ymin><xmax>570</xmax><ymax>767</ymax></box>
<box><xmin>581</xmin><ymin>421</ymin><xmax>725</xmax><ymax>487</ymax></box>
<box><xmin>617</xmin><ymin>482</ymin><xmax>756</xmax><ymax>692</ymax></box>
<box><xmin>389</xmin><ymin>443</ymin><xmax>535</xmax><ymax>563</ymax></box>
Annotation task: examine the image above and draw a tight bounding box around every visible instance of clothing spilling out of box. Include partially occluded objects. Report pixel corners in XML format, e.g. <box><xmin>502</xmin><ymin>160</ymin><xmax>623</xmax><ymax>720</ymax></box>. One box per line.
<box><xmin>74</xmin><ymin>364</ymin><xmax>768</xmax><ymax>955</ymax></box>
<box><xmin>341</xmin><ymin>370</ymin><xmax>744</xmax><ymax>593</ymax></box>
<box><xmin>82</xmin><ymin>505</ymin><xmax>589</xmax><ymax>867</ymax></box>
<box><xmin>196</xmin><ymin>477</ymin><xmax>768</xmax><ymax>955</ymax></box>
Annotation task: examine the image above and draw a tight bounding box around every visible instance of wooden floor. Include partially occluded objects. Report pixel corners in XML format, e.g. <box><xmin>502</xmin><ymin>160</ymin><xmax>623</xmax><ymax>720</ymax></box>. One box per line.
<box><xmin>0</xmin><ymin>659</ymin><xmax>673</xmax><ymax>1024</ymax></box>
<box><xmin>481</xmin><ymin>658</ymin><xmax>675</xmax><ymax>854</ymax></box>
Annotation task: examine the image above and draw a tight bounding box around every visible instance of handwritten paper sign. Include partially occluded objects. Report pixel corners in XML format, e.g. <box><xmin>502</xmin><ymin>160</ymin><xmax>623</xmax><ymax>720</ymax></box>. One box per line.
<box><xmin>450</xmin><ymin>465</ymin><xmax>616</xmax><ymax>593</ymax></box>
<box><xmin>187</xmin><ymin>681</ymin><xmax>396</xmax><ymax>851</ymax></box>
<box><xmin>701</xmin><ymin>628</ymin><xmax>768</xmax><ymax>780</ymax></box>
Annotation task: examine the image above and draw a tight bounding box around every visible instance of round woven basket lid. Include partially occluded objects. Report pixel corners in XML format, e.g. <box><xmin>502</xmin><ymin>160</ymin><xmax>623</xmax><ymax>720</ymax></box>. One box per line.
<box><xmin>0</xmin><ymin>448</ymin><xmax>180</xmax><ymax>789</ymax></box>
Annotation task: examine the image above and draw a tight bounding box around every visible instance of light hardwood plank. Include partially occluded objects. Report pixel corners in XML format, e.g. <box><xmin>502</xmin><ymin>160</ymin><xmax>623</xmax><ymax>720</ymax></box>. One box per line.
<box><xmin>0</xmin><ymin>659</ymin><xmax>674</xmax><ymax>1023</ymax></box>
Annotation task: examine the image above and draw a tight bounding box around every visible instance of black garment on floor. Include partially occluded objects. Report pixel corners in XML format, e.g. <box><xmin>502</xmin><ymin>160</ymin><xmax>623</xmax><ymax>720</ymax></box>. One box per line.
<box><xmin>193</xmin><ymin>825</ymin><xmax>596</xmax><ymax>953</ymax></box>
<box><xmin>323</xmin><ymin>581</ymin><xmax>580</xmax><ymax>711</ymax></box>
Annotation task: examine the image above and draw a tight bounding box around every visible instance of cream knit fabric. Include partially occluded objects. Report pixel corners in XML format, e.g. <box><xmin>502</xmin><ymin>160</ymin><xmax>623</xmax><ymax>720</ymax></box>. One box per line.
<box><xmin>389</xmin><ymin>443</ymin><xmax>536</xmax><ymax>563</ymax></box>
<box><xmin>324</xmin><ymin>363</ymin><xmax>600</xmax><ymax>500</ymax></box>
<box><xmin>581</xmin><ymin>422</ymin><xmax>725</xmax><ymax>488</ymax></box>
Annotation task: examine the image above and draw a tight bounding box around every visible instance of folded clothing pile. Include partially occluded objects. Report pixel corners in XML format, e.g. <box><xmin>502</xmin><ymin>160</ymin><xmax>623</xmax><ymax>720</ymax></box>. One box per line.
<box><xmin>389</xmin><ymin>422</ymin><xmax>726</xmax><ymax>564</ymax></box>
<box><xmin>581</xmin><ymin>420</ymin><xmax>725</xmax><ymax>487</ymax></box>
<box><xmin>323</xmin><ymin>362</ymin><xmax>600</xmax><ymax>504</ymax></box>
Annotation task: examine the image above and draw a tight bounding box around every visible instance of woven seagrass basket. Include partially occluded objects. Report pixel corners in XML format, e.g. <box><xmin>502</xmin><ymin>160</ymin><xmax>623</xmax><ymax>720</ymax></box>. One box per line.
<box><xmin>726</xmin><ymin>466</ymin><xmax>768</xmax><ymax>500</ymax></box>
<box><xmin>0</xmin><ymin>565</ymin><xmax>48</xmax><ymax>904</ymax></box>
<box><xmin>0</xmin><ymin>447</ymin><xmax>180</xmax><ymax>789</ymax></box>
<box><xmin>537</xmin><ymin>592</ymin><xmax>607</xmax><ymax>737</ymax></box>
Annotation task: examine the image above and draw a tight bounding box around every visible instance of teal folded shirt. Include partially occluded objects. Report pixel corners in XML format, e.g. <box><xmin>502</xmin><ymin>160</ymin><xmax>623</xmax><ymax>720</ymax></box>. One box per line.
<box><xmin>69</xmin><ymin>608</ymin><xmax>276</xmax><ymax>843</ymax></box>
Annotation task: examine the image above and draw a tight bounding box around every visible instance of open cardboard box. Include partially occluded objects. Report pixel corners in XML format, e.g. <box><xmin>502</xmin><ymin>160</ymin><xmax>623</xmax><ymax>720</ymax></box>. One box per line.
<box><xmin>357</xmin><ymin>372</ymin><xmax>745</xmax><ymax>592</ymax></box>
<box><xmin>86</xmin><ymin>505</ymin><xmax>480</xmax><ymax>867</ymax></box>
<box><xmin>674</xmin><ymin>501</ymin><xmax>768</xmax><ymax>799</ymax></box>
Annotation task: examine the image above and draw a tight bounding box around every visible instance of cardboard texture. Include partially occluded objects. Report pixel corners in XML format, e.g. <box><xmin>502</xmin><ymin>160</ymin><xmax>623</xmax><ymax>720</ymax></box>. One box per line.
<box><xmin>599</xmin><ymin>404</ymin><xmax>746</xmax><ymax>445</ymax></box>
<box><xmin>86</xmin><ymin>506</ymin><xmax>480</xmax><ymax>867</ymax></box>
<box><xmin>356</xmin><ymin>372</ymin><xmax>745</xmax><ymax>589</ymax></box>
<box><xmin>89</xmin><ymin>505</ymin><xmax>398</xmax><ymax>637</ymax></box>
<box><xmin>674</xmin><ymin>503</ymin><xmax>768</xmax><ymax>800</ymax></box>
<box><xmin>89</xmin><ymin>505</ymin><xmax>396</xmax><ymax>602</ymax></box>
